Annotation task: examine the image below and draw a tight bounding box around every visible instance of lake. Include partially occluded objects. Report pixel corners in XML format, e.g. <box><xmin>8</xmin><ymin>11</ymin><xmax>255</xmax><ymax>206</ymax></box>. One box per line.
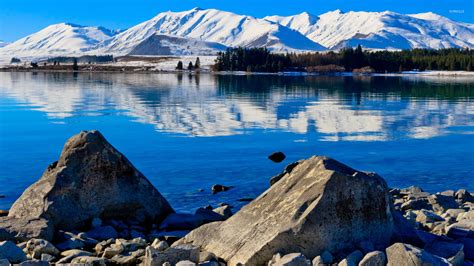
<box><xmin>0</xmin><ymin>72</ymin><xmax>473</xmax><ymax>212</ymax></box>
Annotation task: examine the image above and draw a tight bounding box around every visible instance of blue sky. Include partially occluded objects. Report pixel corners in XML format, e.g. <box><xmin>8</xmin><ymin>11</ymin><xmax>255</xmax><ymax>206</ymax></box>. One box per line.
<box><xmin>1</xmin><ymin>0</ymin><xmax>473</xmax><ymax>42</ymax></box>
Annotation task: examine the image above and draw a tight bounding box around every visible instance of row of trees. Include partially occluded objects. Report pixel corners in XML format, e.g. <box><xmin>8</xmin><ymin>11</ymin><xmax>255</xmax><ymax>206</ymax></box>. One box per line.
<box><xmin>176</xmin><ymin>57</ymin><xmax>201</xmax><ymax>70</ymax></box>
<box><xmin>213</xmin><ymin>46</ymin><xmax>473</xmax><ymax>72</ymax></box>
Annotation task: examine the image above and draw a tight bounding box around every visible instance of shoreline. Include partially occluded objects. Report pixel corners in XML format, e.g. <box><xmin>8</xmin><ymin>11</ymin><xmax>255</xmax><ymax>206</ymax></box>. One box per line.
<box><xmin>1</xmin><ymin>66</ymin><xmax>474</xmax><ymax>78</ymax></box>
<box><xmin>0</xmin><ymin>130</ymin><xmax>472</xmax><ymax>265</ymax></box>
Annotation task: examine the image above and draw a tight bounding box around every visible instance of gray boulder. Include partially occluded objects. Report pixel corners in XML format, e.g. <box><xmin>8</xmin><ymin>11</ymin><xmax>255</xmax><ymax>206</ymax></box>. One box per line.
<box><xmin>269</xmin><ymin>253</ymin><xmax>311</xmax><ymax>266</ymax></box>
<box><xmin>386</xmin><ymin>243</ymin><xmax>449</xmax><ymax>266</ymax></box>
<box><xmin>25</xmin><ymin>239</ymin><xmax>59</xmax><ymax>259</ymax></box>
<box><xmin>312</xmin><ymin>250</ymin><xmax>333</xmax><ymax>265</ymax></box>
<box><xmin>177</xmin><ymin>156</ymin><xmax>394</xmax><ymax>266</ymax></box>
<box><xmin>144</xmin><ymin>244</ymin><xmax>199</xmax><ymax>266</ymax></box>
<box><xmin>425</xmin><ymin>240</ymin><xmax>464</xmax><ymax>265</ymax></box>
<box><xmin>0</xmin><ymin>217</ymin><xmax>53</xmax><ymax>242</ymax></box>
<box><xmin>0</xmin><ymin>240</ymin><xmax>27</xmax><ymax>263</ymax></box>
<box><xmin>4</xmin><ymin>130</ymin><xmax>173</xmax><ymax>240</ymax></box>
<box><xmin>358</xmin><ymin>251</ymin><xmax>387</xmax><ymax>266</ymax></box>
<box><xmin>338</xmin><ymin>250</ymin><xmax>363</xmax><ymax>266</ymax></box>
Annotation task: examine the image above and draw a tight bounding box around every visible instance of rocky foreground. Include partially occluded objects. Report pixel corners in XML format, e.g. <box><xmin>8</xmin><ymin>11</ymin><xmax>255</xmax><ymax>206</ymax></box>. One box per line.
<box><xmin>0</xmin><ymin>130</ymin><xmax>473</xmax><ymax>266</ymax></box>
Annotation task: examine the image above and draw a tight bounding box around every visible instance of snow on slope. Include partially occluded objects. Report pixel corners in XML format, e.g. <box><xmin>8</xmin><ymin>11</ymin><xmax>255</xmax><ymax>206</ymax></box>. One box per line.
<box><xmin>0</xmin><ymin>41</ymin><xmax>9</xmax><ymax>48</ymax></box>
<box><xmin>265</xmin><ymin>10</ymin><xmax>474</xmax><ymax>50</ymax></box>
<box><xmin>0</xmin><ymin>23</ymin><xmax>116</xmax><ymax>58</ymax></box>
<box><xmin>97</xmin><ymin>7</ymin><xmax>326</xmax><ymax>55</ymax></box>
<box><xmin>128</xmin><ymin>34</ymin><xmax>227</xmax><ymax>55</ymax></box>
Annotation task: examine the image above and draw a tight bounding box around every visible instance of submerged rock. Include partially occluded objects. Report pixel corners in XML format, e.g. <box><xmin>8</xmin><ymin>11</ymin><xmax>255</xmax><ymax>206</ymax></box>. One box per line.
<box><xmin>3</xmin><ymin>130</ymin><xmax>173</xmax><ymax>241</ymax></box>
<box><xmin>268</xmin><ymin>152</ymin><xmax>286</xmax><ymax>163</ymax></box>
<box><xmin>211</xmin><ymin>184</ymin><xmax>232</xmax><ymax>194</ymax></box>
<box><xmin>177</xmin><ymin>156</ymin><xmax>394</xmax><ymax>265</ymax></box>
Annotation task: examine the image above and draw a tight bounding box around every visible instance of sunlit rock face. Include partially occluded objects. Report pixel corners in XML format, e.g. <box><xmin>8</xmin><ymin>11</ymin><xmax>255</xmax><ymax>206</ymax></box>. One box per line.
<box><xmin>0</xmin><ymin>72</ymin><xmax>473</xmax><ymax>140</ymax></box>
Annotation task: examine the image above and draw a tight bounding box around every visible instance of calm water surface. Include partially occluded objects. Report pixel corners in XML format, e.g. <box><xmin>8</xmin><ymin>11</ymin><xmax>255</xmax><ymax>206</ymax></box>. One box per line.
<box><xmin>0</xmin><ymin>72</ymin><xmax>473</xmax><ymax>212</ymax></box>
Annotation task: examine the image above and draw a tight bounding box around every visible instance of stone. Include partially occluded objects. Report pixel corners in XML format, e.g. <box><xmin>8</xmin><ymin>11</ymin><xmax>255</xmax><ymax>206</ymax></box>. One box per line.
<box><xmin>6</xmin><ymin>131</ymin><xmax>173</xmax><ymax>237</ymax></box>
<box><xmin>176</xmin><ymin>260</ymin><xmax>197</xmax><ymax>266</ymax></box>
<box><xmin>447</xmin><ymin>221</ymin><xmax>474</xmax><ymax>239</ymax></box>
<box><xmin>87</xmin><ymin>225</ymin><xmax>118</xmax><ymax>241</ymax></box>
<box><xmin>268</xmin><ymin>152</ymin><xmax>286</xmax><ymax>163</ymax></box>
<box><xmin>414</xmin><ymin>209</ymin><xmax>445</xmax><ymax>224</ymax></box>
<box><xmin>177</xmin><ymin>156</ymin><xmax>394</xmax><ymax>266</ymax></box>
<box><xmin>111</xmin><ymin>254</ymin><xmax>137</xmax><ymax>264</ymax></box>
<box><xmin>56</xmin><ymin>249</ymin><xmax>93</xmax><ymax>264</ymax></box>
<box><xmin>0</xmin><ymin>240</ymin><xmax>27</xmax><ymax>263</ymax></box>
<box><xmin>455</xmin><ymin>189</ymin><xmax>473</xmax><ymax>202</ymax></box>
<box><xmin>102</xmin><ymin>242</ymin><xmax>124</xmax><ymax>259</ymax></box>
<box><xmin>391</xmin><ymin>212</ymin><xmax>423</xmax><ymax>247</ymax></box>
<box><xmin>71</xmin><ymin>256</ymin><xmax>108</xmax><ymax>265</ymax></box>
<box><xmin>311</xmin><ymin>250</ymin><xmax>333</xmax><ymax>265</ymax></box>
<box><xmin>144</xmin><ymin>244</ymin><xmax>199</xmax><ymax>266</ymax></box>
<box><xmin>195</xmin><ymin>208</ymin><xmax>226</xmax><ymax>224</ymax></box>
<box><xmin>428</xmin><ymin>194</ymin><xmax>459</xmax><ymax>213</ymax></box>
<box><xmin>199</xmin><ymin>251</ymin><xmax>217</xmax><ymax>263</ymax></box>
<box><xmin>270</xmin><ymin>161</ymin><xmax>300</xmax><ymax>186</ymax></box>
<box><xmin>0</xmin><ymin>259</ymin><xmax>8</xmax><ymax>266</ymax></box>
<box><xmin>40</xmin><ymin>253</ymin><xmax>54</xmax><ymax>262</ymax></box>
<box><xmin>116</xmin><ymin>237</ymin><xmax>147</xmax><ymax>252</ymax></box>
<box><xmin>0</xmin><ymin>211</ymin><xmax>7</xmax><ymax>217</ymax></box>
<box><xmin>211</xmin><ymin>184</ymin><xmax>232</xmax><ymax>194</ymax></box>
<box><xmin>386</xmin><ymin>243</ymin><xmax>449</xmax><ymax>266</ymax></box>
<box><xmin>19</xmin><ymin>261</ymin><xmax>49</xmax><ymax>266</ymax></box>
<box><xmin>401</xmin><ymin>198</ymin><xmax>431</xmax><ymax>212</ymax></box>
<box><xmin>91</xmin><ymin>217</ymin><xmax>102</xmax><ymax>228</ymax></box>
<box><xmin>459</xmin><ymin>237</ymin><xmax>474</xmax><ymax>260</ymax></box>
<box><xmin>159</xmin><ymin>213</ymin><xmax>205</xmax><ymax>231</ymax></box>
<box><xmin>400</xmin><ymin>186</ymin><xmax>424</xmax><ymax>195</ymax></box>
<box><xmin>269</xmin><ymin>253</ymin><xmax>311</xmax><ymax>266</ymax></box>
<box><xmin>25</xmin><ymin>239</ymin><xmax>59</xmax><ymax>259</ymax></box>
<box><xmin>94</xmin><ymin>239</ymin><xmax>114</xmax><ymax>254</ymax></box>
<box><xmin>443</xmin><ymin>209</ymin><xmax>466</xmax><ymax>220</ymax></box>
<box><xmin>0</xmin><ymin>217</ymin><xmax>53</xmax><ymax>242</ymax></box>
<box><xmin>359</xmin><ymin>251</ymin><xmax>387</xmax><ymax>266</ymax></box>
<box><xmin>199</xmin><ymin>261</ymin><xmax>219</xmax><ymax>266</ymax></box>
<box><xmin>151</xmin><ymin>239</ymin><xmax>169</xmax><ymax>251</ymax></box>
<box><xmin>356</xmin><ymin>241</ymin><xmax>374</xmax><ymax>253</ymax></box>
<box><xmin>338</xmin><ymin>250</ymin><xmax>363</xmax><ymax>266</ymax></box>
<box><xmin>212</xmin><ymin>206</ymin><xmax>232</xmax><ymax>219</ymax></box>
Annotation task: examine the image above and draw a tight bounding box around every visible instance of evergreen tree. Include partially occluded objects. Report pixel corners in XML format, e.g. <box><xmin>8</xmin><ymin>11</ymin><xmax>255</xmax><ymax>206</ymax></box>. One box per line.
<box><xmin>195</xmin><ymin>57</ymin><xmax>201</xmax><ymax>69</ymax></box>
<box><xmin>176</xmin><ymin>61</ymin><xmax>183</xmax><ymax>70</ymax></box>
<box><xmin>188</xmin><ymin>61</ymin><xmax>194</xmax><ymax>70</ymax></box>
<box><xmin>72</xmin><ymin>58</ymin><xmax>79</xmax><ymax>71</ymax></box>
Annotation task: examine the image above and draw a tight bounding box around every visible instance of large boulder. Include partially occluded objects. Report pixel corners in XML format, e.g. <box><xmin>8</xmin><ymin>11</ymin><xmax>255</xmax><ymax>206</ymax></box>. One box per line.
<box><xmin>3</xmin><ymin>130</ymin><xmax>173</xmax><ymax>240</ymax></box>
<box><xmin>177</xmin><ymin>156</ymin><xmax>394</xmax><ymax>265</ymax></box>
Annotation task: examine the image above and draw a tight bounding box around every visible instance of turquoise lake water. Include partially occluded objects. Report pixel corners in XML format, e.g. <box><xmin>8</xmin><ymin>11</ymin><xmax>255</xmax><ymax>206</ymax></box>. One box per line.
<box><xmin>0</xmin><ymin>72</ymin><xmax>473</xmax><ymax>212</ymax></box>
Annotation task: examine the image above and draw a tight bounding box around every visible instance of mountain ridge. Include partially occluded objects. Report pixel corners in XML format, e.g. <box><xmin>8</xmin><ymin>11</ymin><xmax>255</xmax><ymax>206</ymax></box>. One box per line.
<box><xmin>1</xmin><ymin>8</ymin><xmax>473</xmax><ymax>60</ymax></box>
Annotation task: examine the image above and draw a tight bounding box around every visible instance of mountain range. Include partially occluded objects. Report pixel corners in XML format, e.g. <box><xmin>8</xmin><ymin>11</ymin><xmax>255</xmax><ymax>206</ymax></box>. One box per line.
<box><xmin>1</xmin><ymin>8</ymin><xmax>473</xmax><ymax>60</ymax></box>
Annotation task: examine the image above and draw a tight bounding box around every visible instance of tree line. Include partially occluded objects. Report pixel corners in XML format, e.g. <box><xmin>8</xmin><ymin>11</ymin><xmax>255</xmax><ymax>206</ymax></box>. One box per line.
<box><xmin>212</xmin><ymin>46</ymin><xmax>473</xmax><ymax>73</ymax></box>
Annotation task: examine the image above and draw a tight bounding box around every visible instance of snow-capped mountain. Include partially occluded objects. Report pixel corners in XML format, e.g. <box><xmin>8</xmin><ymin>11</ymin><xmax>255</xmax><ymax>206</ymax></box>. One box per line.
<box><xmin>265</xmin><ymin>10</ymin><xmax>474</xmax><ymax>50</ymax></box>
<box><xmin>0</xmin><ymin>41</ymin><xmax>9</xmax><ymax>48</ymax></box>
<box><xmin>128</xmin><ymin>34</ymin><xmax>227</xmax><ymax>55</ymax></box>
<box><xmin>0</xmin><ymin>8</ymin><xmax>473</xmax><ymax>60</ymax></box>
<box><xmin>96</xmin><ymin>7</ymin><xmax>326</xmax><ymax>55</ymax></box>
<box><xmin>0</xmin><ymin>23</ymin><xmax>117</xmax><ymax>58</ymax></box>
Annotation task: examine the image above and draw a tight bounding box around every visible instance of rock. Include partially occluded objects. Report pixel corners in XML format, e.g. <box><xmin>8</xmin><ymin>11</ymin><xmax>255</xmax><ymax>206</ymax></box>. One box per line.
<box><xmin>25</xmin><ymin>239</ymin><xmax>59</xmax><ymax>259</ymax></box>
<box><xmin>0</xmin><ymin>240</ymin><xmax>27</xmax><ymax>263</ymax></box>
<box><xmin>176</xmin><ymin>260</ymin><xmax>197</xmax><ymax>266</ymax></box>
<box><xmin>0</xmin><ymin>259</ymin><xmax>8</xmax><ymax>266</ymax></box>
<box><xmin>195</xmin><ymin>208</ymin><xmax>226</xmax><ymax>223</ymax></box>
<box><xmin>338</xmin><ymin>250</ymin><xmax>363</xmax><ymax>266</ymax></box>
<box><xmin>177</xmin><ymin>156</ymin><xmax>394</xmax><ymax>265</ymax></box>
<box><xmin>391</xmin><ymin>212</ymin><xmax>423</xmax><ymax>247</ymax></box>
<box><xmin>400</xmin><ymin>186</ymin><xmax>424</xmax><ymax>195</ymax></box>
<box><xmin>447</xmin><ymin>221</ymin><xmax>474</xmax><ymax>239</ymax></box>
<box><xmin>151</xmin><ymin>239</ymin><xmax>169</xmax><ymax>251</ymax></box>
<box><xmin>199</xmin><ymin>251</ymin><xmax>217</xmax><ymax>263</ymax></box>
<box><xmin>19</xmin><ymin>261</ymin><xmax>49</xmax><ymax>266</ymax></box>
<box><xmin>94</xmin><ymin>239</ymin><xmax>114</xmax><ymax>254</ymax></box>
<box><xmin>57</xmin><ymin>249</ymin><xmax>93</xmax><ymax>263</ymax></box>
<box><xmin>0</xmin><ymin>211</ymin><xmax>7</xmax><ymax>217</ymax></box>
<box><xmin>459</xmin><ymin>238</ymin><xmax>474</xmax><ymax>260</ymax></box>
<box><xmin>6</xmin><ymin>130</ymin><xmax>173</xmax><ymax>237</ymax></box>
<box><xmin>401</xmin><ymin>199</ymin><xmax>431</xmax><ymax>212</ymax></box>
<box><xmin>270</xmin><ymin>161</ymin><xmax>299</xmax><ymax>186</ymax></box>
<box><xmin>414</xmin><ymin>209</ymin><xmax>445</xmax><ymax>224</ymax></box>
<box><xmin>311</xmin><ymin>250</ymin><xmax>333</xmax><ymax>265</ymax></box>
<box><xmin>443</xmin><ymin>209</ymin><xmax>466</xmax><ymax>221</ymax></box>
<box><xmin>71</xmin><ymin>256</ymin><xmax>108</xmax><ymax>265</ymax></box>
<box><xmin>199</xmin><ymin>261</ymin><xmax>219</xmax><ymax>266</ymax></box>
<box><xmin>428</xmin><ymin>194</ymin><xmax>459</xmax><ymax>213</ymax></box>
<box><xmin>386</xmin><ymin>242</ymin><xmax>449</xmax><ymax>266</ymax></box>
<box><xmin>102</xmin><ymin>242</ymin><xmax>124</xmax><ymax>259</ymax></box>
<box><xmin>144</xmin><ymin>244</ymin><xmax>199</xmax><ymax>266</ymax></box>
<box><xmin>111</xmin><ymin>254</ymin><xmax>137</xmax><ymax>264</ymax></box>
<box><xmin>91</xmin><ymin>217</ymin><xmax>102</xmax><ymax>228</ymax></box>
<box><xmin>40</xmin><ymin>253</ymin><xmax>54</xmax><ymax>262</ymax></box>
<box><xmin>212</xmin><ymin>206</ymin><xmax>232</xmax><ymax>219</ymax></box>
<box><xmin>116</xmin><ymin>238</ymin><xmax>147</xmax><ymax>252</ymax></box>
<box><xmin>268</xmin><ymin>152</ymin><xmax>286</xmax><ymax>163</ymax></box>
<box><xmin>356</xmin><ymin>241</ymin><xmax>375</xmax><ymax>254</ymax></box>
<box><xmin>359</xmin><ymin>251</ymin><xmax>387</xmax><ymax>266</ymax></box>
<box><xmin>269</xmin><ymin>253</ymin><xmax>311</xmax><ymax>266</ymax></box>
<box><xmin>455</xmin><ymin>189</ymin><xmax>473</xmax><ymax>203</ymax></box>
<box><xmin>440</xmin><ymin>190</ymin><xmax>456</xmax><ymax>197</ymax></box>
<box><xmin>0</xmin><ymin>217</ymin><xmax>53</xmax><ymax>242</ymax></box>
<box><xmin>86</xmin><ymin>225</ymin><xmax>118</xmax><ymax>241</ymax></box>
<box><xmin>211</xmin><ymin>184</ymin><xmax>232</xmax><ymax>194</ymax></box>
